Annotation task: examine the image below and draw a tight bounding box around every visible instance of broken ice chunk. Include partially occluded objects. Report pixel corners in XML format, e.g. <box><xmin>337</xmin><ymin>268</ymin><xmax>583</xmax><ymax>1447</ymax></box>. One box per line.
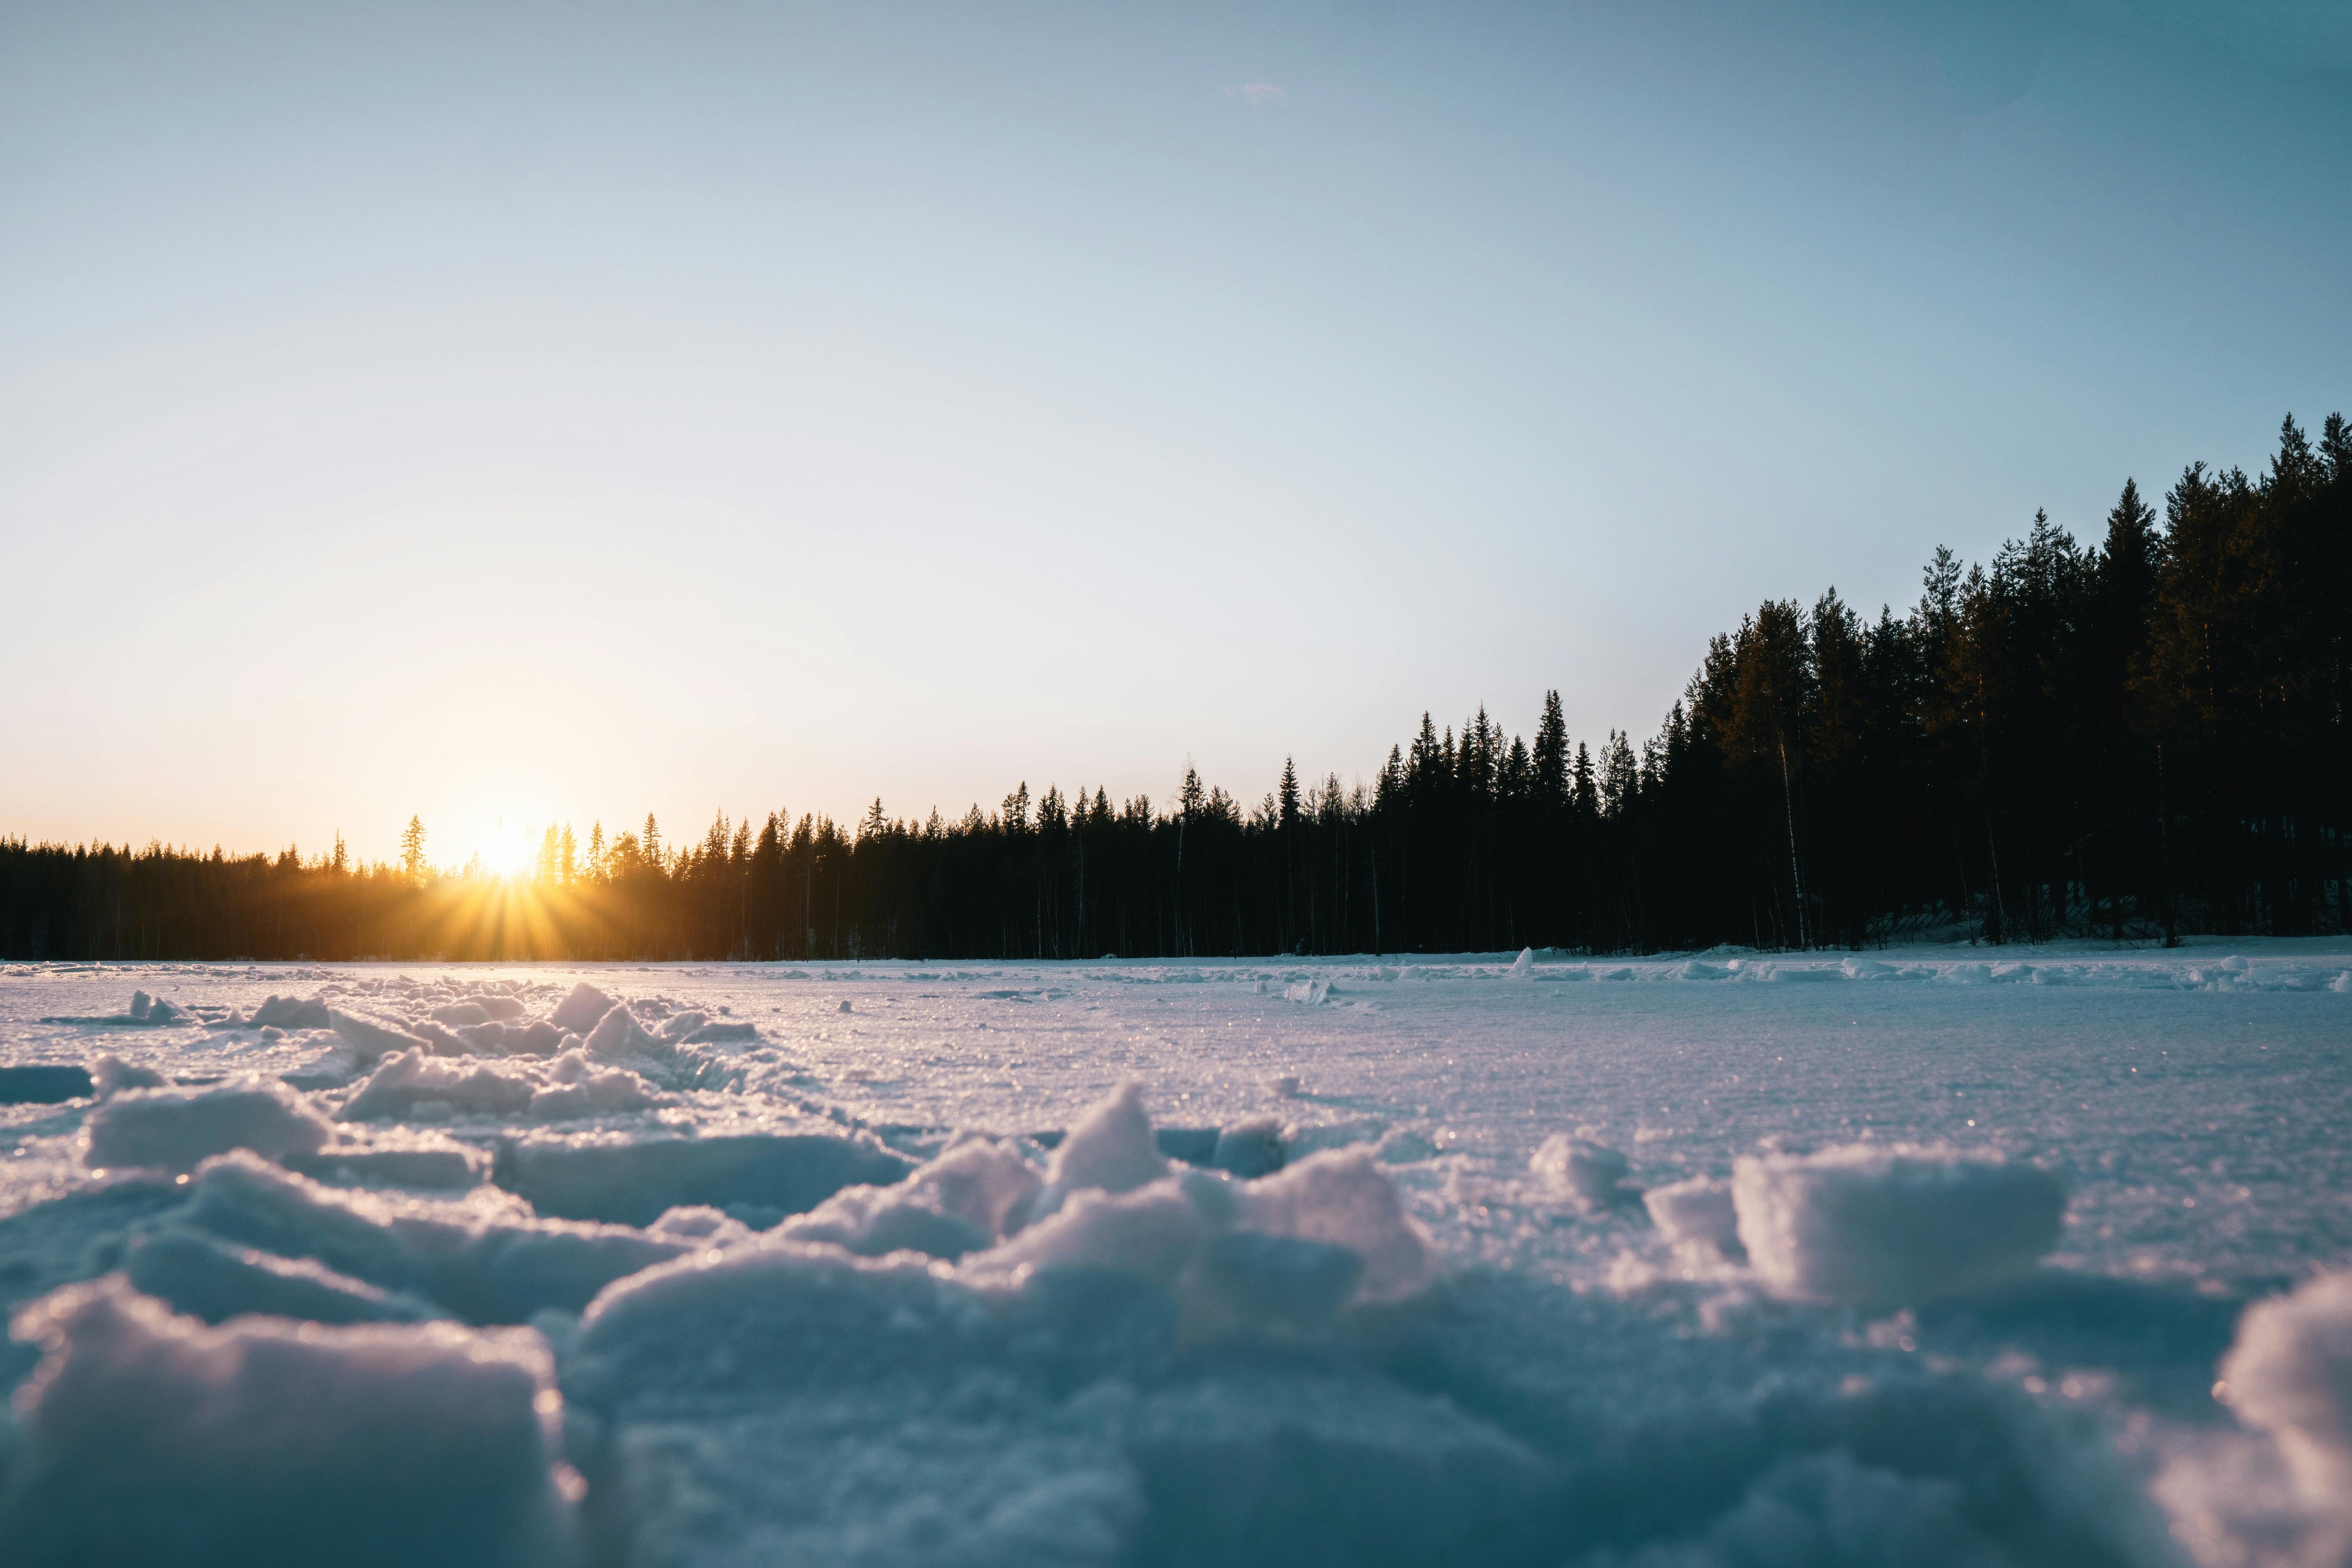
<box><xmin>1643</xmin><ymin>1175</ymin><xmax>1744</xmax><ymax>1257</ymax></box>
<box><xmin>1732</xmin><ymin>1144</ymin><xmax>2065</xmax><ymax>1307</ymax></box>
<box><xmin>83</xmin><ymin>1078</ymin><xmax>333</xmax><ymax>1172</ymax></box>
<box><xmin>0</xmin><ymin>1276</ymin><xmax>580</xmax><ymax>1564</ymax></box>
<box><xmin>1530</xmin><ymin>1132</ymin><xmax>1633</xmax><ymax>1212</ymax></box>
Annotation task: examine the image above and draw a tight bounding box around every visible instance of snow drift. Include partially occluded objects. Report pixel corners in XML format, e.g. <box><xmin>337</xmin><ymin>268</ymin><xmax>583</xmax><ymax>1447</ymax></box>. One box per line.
<box><xmin>2157</xmin><ymin>1267</ymin><xmax>2352</xmax><ymax>1568</ymax></box>
<box><xmin>2220</xmin><ymin>1267</ymin><xmax>2352</xmax><ymax>1504</ymax></box>
<box><xmin>778</xmin><ymin>1135</ymin><xmax>1040</xmax><ymax>1260</ymax></box>
<box><xmin>124</xmin><ymin>1227</ymin><xmax>440</xmax><ymax>1327</ymax></box>
<box><xmin>0</xmin><ymin>1276</ymin><xmax>578</xmax><ymax>1566</ymax></box>
<box><xmin>0</xmin><ymin>1064</ymin><xmax>91</xmax><ymax>1105</ymax></box>
<box><xmin>4</xmin><ymin>953</ymin><xmax>2340</xmax><ymax>1568</ymax></box>
<box><xmin>1732</xmin><ymin>1144</ymin><xmax>2066</xmax><ymax>1307</ymax></box>
<box><xmin>82</xmin><ymin>1078</ymin><xmax>332</xmax><ymax>1172</ymax></box>
<box><xmin>181</xmin><ymin>1151</ymin><xmax>691</xmax><ymax>1322</ymax></box>
<box><xmin>1035</xmin><ymin>1078</ymin><xmax>1169</xmax><ymax>1211</ymax></box>
<box><xmin>340</xmin><ymin>1048</ymin><xmax>658</xmax><ymax>1123</ymax></box>
<box><xmin>1530</xmin><ymin>1132</ymin><xmax>1633</xmax><ymax>1212</ymax></box>
<box><xmin>497</xmin><ymin>1130</ymin><xmax>915</xmax><ymax>1228</ymax></box>
<box><xmin>1644</xmin><ymin>1174</ymin><xmax>1745</xmax><ymax>1257</ymax></box>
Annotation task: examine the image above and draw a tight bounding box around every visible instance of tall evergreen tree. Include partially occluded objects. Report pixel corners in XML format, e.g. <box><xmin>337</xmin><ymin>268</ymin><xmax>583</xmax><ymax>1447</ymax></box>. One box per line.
<box><xmin>399</xmin><ymin>817</ymin><xmax>427</xmax><ymax>885</ymax></box>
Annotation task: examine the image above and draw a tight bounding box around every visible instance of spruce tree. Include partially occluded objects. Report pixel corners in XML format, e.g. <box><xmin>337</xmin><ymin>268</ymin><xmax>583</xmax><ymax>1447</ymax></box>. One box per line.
<box><xmin>1534</xmin><ymin>691</ymin><xmax>1568</xmax><ymax>806</ymax></box>
<box><xmin>399</xmin><ymin>816</ymin><xmax>427</xmax><ymax>884</ymax></box>
<box><xmin>1179</xmin><ymin>767</ymin><xmax>1206</xmax><ymax>818</ymax></box>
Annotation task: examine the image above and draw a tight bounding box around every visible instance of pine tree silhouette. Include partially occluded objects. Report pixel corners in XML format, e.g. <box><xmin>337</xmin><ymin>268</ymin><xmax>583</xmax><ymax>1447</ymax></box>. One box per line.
<box><xmin>7</xmin><ymin>412</ymin><xmax>2345</xmax><ymax>962</ymax></box>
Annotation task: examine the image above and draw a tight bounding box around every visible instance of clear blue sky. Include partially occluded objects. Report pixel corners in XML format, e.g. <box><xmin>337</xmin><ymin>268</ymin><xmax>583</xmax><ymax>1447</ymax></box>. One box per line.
<box><xmin>3</xmin><ymin>1</ymin><xmax>2345</xmax><ymax>866</ymax></box>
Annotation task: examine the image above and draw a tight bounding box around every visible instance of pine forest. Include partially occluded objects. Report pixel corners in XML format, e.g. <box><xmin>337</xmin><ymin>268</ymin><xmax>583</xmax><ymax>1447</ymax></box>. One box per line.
<box><xmin>7</xmin><ymin>414</ymin><xmax>2347</xmax><ymax>962</ymax></box>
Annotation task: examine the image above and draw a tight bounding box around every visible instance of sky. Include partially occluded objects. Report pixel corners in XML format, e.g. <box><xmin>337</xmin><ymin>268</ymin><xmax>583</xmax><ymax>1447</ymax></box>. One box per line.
<box><xmin>2</xmin><ymin>1</ymin><xmax>2347</xmax><ymax>868</ymax></box>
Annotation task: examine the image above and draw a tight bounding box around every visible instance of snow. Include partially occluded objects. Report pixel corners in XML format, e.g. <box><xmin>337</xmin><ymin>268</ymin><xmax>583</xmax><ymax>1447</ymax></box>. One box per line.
<box><xmin>779</xmin><ymin>1136</ymin><xmax>1038</xmax><ymax>1259</ymax></box>
<box><xmin>1732</xmin><ymin>1143</ymin><xmax>2067</xmax><ymax>1307</ymax></box>
<box><xmin>87</xmin><ymin>1054</ymin><xmax>164</xmax><ymax>1095</ymax></box>
<box><xmin>498</xmin><ymin>1130</ymin><xmax>915</xmax><ymax>1227</ymax></box>
<box><xmin>248</xmin><ymin>993</ymin><xmax>332</xmax><ymax>1031</ymax></box>
<box><xmin>0</xmin><ymin>1065</ymin><xmax>90</xmax><ymax>1105</ymax></box>
<box><xmin>978</xmin><ymin>1178</ymin><xmax>1207</xmax><ymax>1289</ymax></box>
<box><xmin>0</xmin><ymin>1276</ymin><xmax>578</xmax><ymax>1565</ymax></box>
<box><xmin>338</xmin><ymin>1045</ymin><xmax>661</xmax><ymax>1124</ymax></box>
<box><xmin>2219</xmin><ymin>1268</ymin><xmax>2352</xmax><ymax>1503</ymax></box>
<box><xmin>582</xmin><ymin>1002</ymin><xmax>663</xmax><ymax>1061</ymax></box>
<box><xmin>343</xmin><ymin>1049</ymin><xmax>539</xmax><ymax>1120</ymax></box>
<box><xmin>327</xmin><ymin>1007</ymin><xmax>430</xmax><ymax>1063</ymax></box>
<box><xmin>2156</xmin><ymin>1265</ymin><xmax>2352</xmax><ymax>1568</ymax></box>
<box><xmin>1209</xmin><ymin>1113</ymin><xmax>1285</xmax><ymax>1177</ymax></box>
<box><xmin>0</xmin><ymin>939</ymin><xmax>2348</xmax><ymax>1564</ymax></box>
<box><xmin>82</xmin><ymin>1077</ymin><xmax>333</xmax><ymax>1172</ymax></box>
<box><xmin>1644</xmin><ymin>1174</ymin><xmax>1744</xmax><ymax>1257</ymax></box>
<box><xmin>1229</xmin><ymin>1146</ymin><xmax>1439</xmax><ymax>1303</ymax></box>
<box><xmin>1037</xmin><ymin>1078</ymin><xmax>1167</xmax><ymax>1207</ymax></box>
<box><xmin>180</xmin><ymin>1150</ymin><xmax>693</xmax><ymax>1322</ymax></box>
<box><xmin>123</xmin><ymin>1225</ymin><xmax>441</xmax><ymax>1326</ymax></box>
<box><xmin>550</xmin><ymin>982</ymin><xmax>617</xmax><ymax>1034</ymax></box>
<box><xmin>1530</xmin><ymin>1130</ymin><xmax>1634</xmax><ymax>1211</ymax></box>
<box><xmin>284</xmin><ymin>1131</ymin><xmax>490</xmax><ymax>1189</ymax></box>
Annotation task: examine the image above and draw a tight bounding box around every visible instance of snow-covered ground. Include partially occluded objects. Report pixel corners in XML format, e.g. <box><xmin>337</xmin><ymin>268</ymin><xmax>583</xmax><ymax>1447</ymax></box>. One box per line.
<box><xmin>2</xmin><ymin>938</ymin><xmax>2349</xmax><ymax>1566</ymax></box>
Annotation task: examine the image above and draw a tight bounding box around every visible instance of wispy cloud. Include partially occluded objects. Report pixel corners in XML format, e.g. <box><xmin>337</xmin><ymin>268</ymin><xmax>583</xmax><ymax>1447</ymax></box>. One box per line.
<box><xmin>1225</xmin><ymin>82</ymin><xmax>1287</xmax><ymax>108</ymax></box>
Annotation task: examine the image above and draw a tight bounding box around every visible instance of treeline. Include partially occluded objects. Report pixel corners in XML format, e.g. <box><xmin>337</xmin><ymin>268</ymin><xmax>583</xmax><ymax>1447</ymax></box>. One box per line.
<box><xmin>5</xmin><ymin>414</ymin><xmax>2346</xmax><ymax>962</ymax></box>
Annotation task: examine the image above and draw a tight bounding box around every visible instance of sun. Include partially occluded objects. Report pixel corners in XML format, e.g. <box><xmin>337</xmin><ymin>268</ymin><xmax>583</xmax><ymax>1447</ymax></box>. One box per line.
<box><xmin>478</xmin><ymin>822</ymin><xmax>536</xmax><ymax>880</ymax></box>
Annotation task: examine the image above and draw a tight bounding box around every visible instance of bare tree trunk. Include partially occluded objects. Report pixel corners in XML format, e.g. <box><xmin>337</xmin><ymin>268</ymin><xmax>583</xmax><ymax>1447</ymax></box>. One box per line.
<box><xmin>1779</xmin><ymin>736</ymin><xmax>1807</xmax><ymax>950</ymax></box>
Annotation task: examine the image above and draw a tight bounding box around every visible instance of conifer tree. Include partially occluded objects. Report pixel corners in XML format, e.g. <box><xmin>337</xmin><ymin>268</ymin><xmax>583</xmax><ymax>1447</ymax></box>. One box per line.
<box><xmin>1179</xmin><ymin>767</ymin><xmax>1205</xmax><ymax>818</ymax></box>
<box><xmin>1534</xmin><ymin>691</ymin><xmax>1569</xmax><ymax>806</ymax></box>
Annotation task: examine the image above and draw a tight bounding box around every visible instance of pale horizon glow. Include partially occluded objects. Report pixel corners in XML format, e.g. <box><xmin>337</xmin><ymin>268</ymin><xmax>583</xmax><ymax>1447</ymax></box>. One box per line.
<box><xmin>3</xmin><ymin>2</ymin><xmax>2347</xmax><ymax>862</ymax></box>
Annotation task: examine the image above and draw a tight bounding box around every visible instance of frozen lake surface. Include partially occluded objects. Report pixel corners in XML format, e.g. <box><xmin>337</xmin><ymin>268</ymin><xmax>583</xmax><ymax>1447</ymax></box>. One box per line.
<box><xmin>2</xmin><ymin>940</ymin><xmax>2349</xmax><ymax>1566</ymax></box>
